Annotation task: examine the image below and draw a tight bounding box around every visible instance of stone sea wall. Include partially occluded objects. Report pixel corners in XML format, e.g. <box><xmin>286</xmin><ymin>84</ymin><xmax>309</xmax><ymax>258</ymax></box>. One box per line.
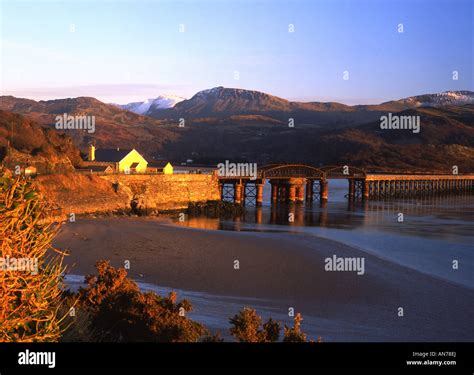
<box><xmin>33</xmin><ymin>173</ymin><xmax>220</xmax><ymax>220</ymax></box>
<box><xmin>100</xmin><ymin>173</ymin><xmax>221</xmax><ymax>211</ymax></box>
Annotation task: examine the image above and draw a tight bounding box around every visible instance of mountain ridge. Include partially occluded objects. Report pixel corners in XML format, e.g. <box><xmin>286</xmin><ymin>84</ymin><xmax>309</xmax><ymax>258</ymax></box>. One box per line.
<box><xmin>146</xmin><ymin>87</ymin><xmax>474</xmax><ymax>121</ymax></box>
<box><xmin>3</xmin><ymin>88</ymin><xmax>473</xmax><ymax>120</ymax></box>
<box><xmin>1</xmin><ymin>89</ymin><xmax>473</xmax><ymax>171</ymax></box>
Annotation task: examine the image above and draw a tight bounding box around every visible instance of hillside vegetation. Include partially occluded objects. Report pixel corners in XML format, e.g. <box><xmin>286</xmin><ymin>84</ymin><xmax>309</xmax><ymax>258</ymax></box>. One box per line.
<box><xmin>0</xmin><ymin>110</ymin><xmax>82</xmax><ymax>173</ymax></box>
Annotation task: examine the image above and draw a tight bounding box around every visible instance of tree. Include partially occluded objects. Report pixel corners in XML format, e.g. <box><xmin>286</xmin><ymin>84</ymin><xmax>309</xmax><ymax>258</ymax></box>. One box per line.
<box><xmin>0</xmin><ymin>177</ymin><xmax>67</xmax><ymax>341</ymax></box>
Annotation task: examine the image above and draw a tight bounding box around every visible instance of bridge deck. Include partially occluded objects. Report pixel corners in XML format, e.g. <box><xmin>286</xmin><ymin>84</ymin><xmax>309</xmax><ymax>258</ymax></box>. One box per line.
<box><xmin>217</xmin><ymin>174</ymin><xmax>474</xmax><ymax>181</ymax></box>
<box><xmin>366</xmin><ymin>174</ymin><xmax>474</xmax><ymax>181</ymax></box>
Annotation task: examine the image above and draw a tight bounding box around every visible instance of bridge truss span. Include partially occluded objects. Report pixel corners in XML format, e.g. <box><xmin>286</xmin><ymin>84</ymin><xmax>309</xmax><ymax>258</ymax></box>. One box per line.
<box><xmin>217</xmin><ymin>163</ymin><xmax>474</xmax><ymax>206</ymax></box>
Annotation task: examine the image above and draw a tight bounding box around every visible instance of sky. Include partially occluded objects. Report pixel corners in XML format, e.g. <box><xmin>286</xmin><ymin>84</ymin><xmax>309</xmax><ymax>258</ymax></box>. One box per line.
<box><xmin>0</xmin><ymin>0</ymin><xmax>472</xmax><ymax>104</ymax></box>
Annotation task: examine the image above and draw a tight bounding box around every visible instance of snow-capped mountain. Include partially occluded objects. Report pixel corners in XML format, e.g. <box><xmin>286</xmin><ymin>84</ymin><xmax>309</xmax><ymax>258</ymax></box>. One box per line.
<box><xmin>112</xmin><ymin>89</ymin><xmax>474</xmax><ymax>121</ymax></box>
<box><xmin>389</xmin><ymin>91</ymin><xmax>474</xmax><ymax>108</ymax></box>
<box><xmin>114</xmin><ymin>95</ymin><xmax>186</xmax><ymax>115</ymax></box>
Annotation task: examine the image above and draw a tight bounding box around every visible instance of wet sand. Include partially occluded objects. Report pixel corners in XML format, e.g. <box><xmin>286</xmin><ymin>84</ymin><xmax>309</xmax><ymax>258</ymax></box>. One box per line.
<box><xmin>54</xmin><ymin>217</ymin><xmax>474</xmax><ymax>341</ymax></box>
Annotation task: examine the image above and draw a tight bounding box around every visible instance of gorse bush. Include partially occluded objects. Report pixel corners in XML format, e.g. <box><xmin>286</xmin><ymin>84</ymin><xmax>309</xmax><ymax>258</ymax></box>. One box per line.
<box><xmin>0</xmin><ymin>177</ymin><xmax>67</xmax><ymax>342</ymax></box>
<box><xmin>229</xmin><ymin>308</ymin><xmax>309</xmax><ymax>343</ymax></box>
<box><xmin>70</xmin><ymin>264</ymin><xmax>313</xmax><ymax>343</ymax></box>
<box><xmin>283</xmin><ymin>313</ymin><xmax>308</xmax><ymax>342</ymax></box>
<box><xmin>229</xmin><ymin>307</ymin><xmax>281</xmax><ymax>342</ymax></box>
<box><xmin>76</xmin><ymin>260</ymin><xmax>208</xmax><ymax>342</ymax></box>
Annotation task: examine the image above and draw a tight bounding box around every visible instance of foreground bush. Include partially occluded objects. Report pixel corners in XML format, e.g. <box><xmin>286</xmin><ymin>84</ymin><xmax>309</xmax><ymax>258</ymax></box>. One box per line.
<box><xmin>229</xmin><ymin>308</ymin><xmax>309</xmax><ymax>343</ymax></box>
<box><xmin>229</xmin><ymin>307</ymin><xmax>280</xmax><ymax>342</ymax></box>
<box><xmin>283</xmin><ymin>313</ymin><xmax>308</xmax><ymax>342</ymax></box>
<box><xmin>69</xmin><ymin>263</ymin><xmax>313</xmax><ymax>343</ymax></box>
<box><xmin>75</xmin><ymin>260</ymin><xmax>207</xmax><ymax>342</ymax></box>
<box><xmin>0</xmin><ymin>177</ymin><xmax>66</xmax><ymax>342</ymax></box>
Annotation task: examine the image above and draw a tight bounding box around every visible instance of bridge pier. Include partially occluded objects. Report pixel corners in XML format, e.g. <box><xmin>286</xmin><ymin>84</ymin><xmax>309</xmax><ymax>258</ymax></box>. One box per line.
<box><xmin>305</xmin><ymin>180</ymin><xmax>314</xmax><ymax>202</ymax></box>
<box><xmin>271</xmin><ymin>182</ymin><xmax>278</xmax><ymax>202</ymax></box>
<box><xmin>348</xmin><ymin>179</ymin><xmax>355</xmax><ymax>200</ymax></box>
<box><xmin>219</xmin><ymin>183</ymin><xmax>224</xmax><ymax>200</ymax></box>
<box><xmin>256</xmin><ymin>183</ymin><xmax>264</xmax><ymax>206</ymax></box>
<box><xmin>234</xmin><ymin>182</ymin><xmax>243</xmax><ymax>205</ymax></box>
<box><xmin>296</xmin><ymin>185</ymin><xmax>305</xmax><ymax>203</ymax></box>
<box><xmin>320</xmin><ymin>179</ymin><xmax>328</xmax><ymax>202</ymax></box>
<box><xmin>283</xmin><ymin>178</ymin><xmax>306</xmax><ymax>204</ymax></box>
<box><xmin>288</xmin><ymin>184</ymin><xmax>296</xmax><ymax>202</ymax></box>
<box><xmin>279</xmin><ymin>185</ymin><xmax>287</xmax><ymax>202</ymax></box>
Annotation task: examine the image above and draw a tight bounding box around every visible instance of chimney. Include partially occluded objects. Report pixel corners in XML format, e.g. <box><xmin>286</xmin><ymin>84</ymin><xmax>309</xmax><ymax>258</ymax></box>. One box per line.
<box><xmin>88</xmin><ymin>144</ymin><xmax>96</xmax><ymax>161</ymax></box>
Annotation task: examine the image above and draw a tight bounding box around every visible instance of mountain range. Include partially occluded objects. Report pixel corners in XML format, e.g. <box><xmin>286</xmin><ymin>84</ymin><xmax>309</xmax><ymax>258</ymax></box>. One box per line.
<box><xmin>1</xmin><ymin>88</ymin><xmax>473</xmax><ymax>172</ymax></box>
<box><xmin>145</xmin><ymin>87</ymin><xmax>474</xmax><ymax>122</ymax></box>
<box><xmin>106</xmin><ymin>87</ymin><xmax>474</xmax><ymax>129</ymax></box>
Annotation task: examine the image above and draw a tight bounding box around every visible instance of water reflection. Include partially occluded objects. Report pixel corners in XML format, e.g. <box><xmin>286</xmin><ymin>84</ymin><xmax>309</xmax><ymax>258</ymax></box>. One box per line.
<box><xmin>176</xmin><ymin>179</ymin><xmax>470</xmax><ymax>236</ymax></box>
<box><xmin>177</xmin><ymin>192</ymin><xmax>474</xmax><ymax>236</ymax></box>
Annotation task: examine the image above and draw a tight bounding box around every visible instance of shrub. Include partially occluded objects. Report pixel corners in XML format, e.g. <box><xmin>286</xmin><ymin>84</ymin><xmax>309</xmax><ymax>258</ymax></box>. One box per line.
<box><xmin>0</xmin><ymin>177</ymin><xmax>67</xmax><ymax>342</ymax></box>
<box><xmin>229</xmin><ymin>307</ymin><xmax>281</xmax><ymax>342</ymax></box>
<box><xmin>76</xmin><ymin>260</ymin><xmax>207</xmax><ymax>342</ymax></box>
<box><xmin>229</xmin><ymin>308</ymin><xmax>310</xmax><ymax>343</ymax></box>
<box><xmin>283</xmin><ymin>313</ymin><xmax>308</xmax><ymax>342</ymax></box>
<box><xmin>201</xmin><ymin>332</ymin><xmax>224</xmax><ymax>342</ymax></box>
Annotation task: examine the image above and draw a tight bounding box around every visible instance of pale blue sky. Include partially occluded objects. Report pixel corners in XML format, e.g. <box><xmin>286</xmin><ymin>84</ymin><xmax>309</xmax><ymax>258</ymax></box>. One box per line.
<box><xmin>0</xmin><ymin>0</ymin><xmax>472</xmax><ymax>104</ymax></box>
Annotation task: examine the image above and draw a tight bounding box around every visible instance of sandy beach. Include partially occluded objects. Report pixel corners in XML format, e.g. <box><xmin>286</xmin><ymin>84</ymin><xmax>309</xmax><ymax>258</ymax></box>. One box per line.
<box><xmin>54</xmin><ymin>217</ymin><xmax>474</xmax><ymax>341</ymax></box>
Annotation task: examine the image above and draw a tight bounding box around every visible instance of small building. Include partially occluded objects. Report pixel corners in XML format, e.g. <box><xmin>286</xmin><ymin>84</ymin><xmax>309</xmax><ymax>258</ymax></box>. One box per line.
<box><xmin>149</xmin><ymin>161</ymin><xmax>174</xmax><ymax>174</ymax></box>
<box><xmin>163</xmin><ymin>162</ymin><xmax>173</xmax><ymax>175</ymax></box>
<box><xmin>88</xmin><ymin>145</ymin><xmax>148</xmax><ymax>173</ymax></box>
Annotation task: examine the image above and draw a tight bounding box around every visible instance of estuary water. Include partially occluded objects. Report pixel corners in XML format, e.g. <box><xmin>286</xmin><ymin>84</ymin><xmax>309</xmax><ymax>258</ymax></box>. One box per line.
<box><xmin>176</xmin><ymin>179</ymin><xmax>474</xmax><ymax>289</ymax></box>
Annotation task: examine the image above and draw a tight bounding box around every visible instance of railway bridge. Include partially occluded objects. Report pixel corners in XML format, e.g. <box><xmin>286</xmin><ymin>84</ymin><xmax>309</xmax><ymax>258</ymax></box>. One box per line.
<box><xmin>217</xmin><ymin>164</ymin><xmax>474</xmax><ymax>206</ymax></box>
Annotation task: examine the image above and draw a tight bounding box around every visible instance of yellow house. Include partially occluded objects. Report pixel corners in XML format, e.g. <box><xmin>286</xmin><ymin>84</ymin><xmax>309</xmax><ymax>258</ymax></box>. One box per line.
<box><xmin>149</xmin><ymin>161</ymin><xmax>174</xmax><ymax>174</ymax></box>
<box><xmin>163</xmin><ymin>162</ymin><xmax>173</xmax><ymax>175</ymax></box>
<box><xmin>89</xmin><ymin>145</ymin><xmax>148</xmax><ymax>173</ymax></box>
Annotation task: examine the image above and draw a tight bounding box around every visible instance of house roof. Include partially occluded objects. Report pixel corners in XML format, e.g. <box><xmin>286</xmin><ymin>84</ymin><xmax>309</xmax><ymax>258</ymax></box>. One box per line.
<box><xmin>94</xmin><ymin>148</ymin><xmax>133</xmax><ymax>162</ymax></box>
<box><xmin>76</xmin><ymin>165</ymin><xmax>113</xmax><ymax>172</ymax></box>
<box><xmin>87</xmin><ymin>165</ymin><xmax>113</xmax><ymax>172</ymax></box>
<box><xmin>149</xmin><ymin>161</ymin><xmax>172</xmax><ymax>168</ymax></box>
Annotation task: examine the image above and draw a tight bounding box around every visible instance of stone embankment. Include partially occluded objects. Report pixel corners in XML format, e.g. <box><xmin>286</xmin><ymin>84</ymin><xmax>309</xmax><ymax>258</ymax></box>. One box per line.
<box><xmin>33</xmin><ymin>173</ymin><xmax>220</xmax><ymax>220</ymax></box>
